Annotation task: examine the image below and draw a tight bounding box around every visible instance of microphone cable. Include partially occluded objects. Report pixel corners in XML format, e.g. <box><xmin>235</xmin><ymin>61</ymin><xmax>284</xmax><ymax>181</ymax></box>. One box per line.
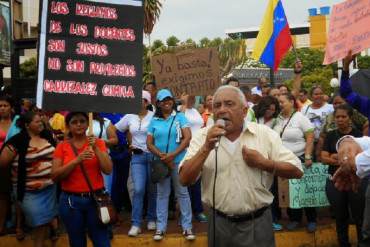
<box><xmin>213</xmin><ymin>144</ymin><xmax>219</xmax><ymax>247</ymax></box>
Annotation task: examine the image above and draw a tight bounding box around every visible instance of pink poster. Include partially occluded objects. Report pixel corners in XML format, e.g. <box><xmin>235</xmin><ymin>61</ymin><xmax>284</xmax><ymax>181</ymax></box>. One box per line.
<box><xmin>323</xmin><ymin>0</ymin><xmax>370</xmax><ymax>65</ymax></box>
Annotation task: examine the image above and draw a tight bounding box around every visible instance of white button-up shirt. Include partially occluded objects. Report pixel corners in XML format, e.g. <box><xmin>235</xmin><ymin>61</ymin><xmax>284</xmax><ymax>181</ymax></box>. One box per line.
<box><xmin>180</xmin><ymin>120</ymin><xmax>302</xmax><ymax>215</ymax></box>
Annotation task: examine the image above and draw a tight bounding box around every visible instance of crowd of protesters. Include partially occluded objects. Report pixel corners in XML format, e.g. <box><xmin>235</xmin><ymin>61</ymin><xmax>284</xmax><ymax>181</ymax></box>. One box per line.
<box><xmin>0</xmin><ymin>58</ymin><xmax>368</xmax><ymax>247</ymax></box>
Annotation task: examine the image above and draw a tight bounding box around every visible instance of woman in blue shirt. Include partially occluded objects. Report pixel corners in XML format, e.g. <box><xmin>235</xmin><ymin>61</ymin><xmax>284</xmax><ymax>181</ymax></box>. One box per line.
<box><xmin>147</xmin><ymin>89</ymin><xmax>195</xmax><ymax>241</ymax></box>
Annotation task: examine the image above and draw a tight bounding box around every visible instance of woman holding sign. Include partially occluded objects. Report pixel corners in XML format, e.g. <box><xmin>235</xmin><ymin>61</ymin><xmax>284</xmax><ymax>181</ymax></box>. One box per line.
<box><xmin>51</xmin><ymin>112</ymin><xmax>113</xmax><ymax>247</ymax></box>
<box><xmin>321</xmin><ymin>104</ymin><xmax>366</xmax><ymax>247</ymax></box>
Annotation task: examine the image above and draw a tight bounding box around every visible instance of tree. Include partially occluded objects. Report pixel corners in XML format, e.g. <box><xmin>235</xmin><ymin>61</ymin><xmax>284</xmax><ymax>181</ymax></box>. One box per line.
<box><xmin>358</xmin><ymin>55</ymin><xmax>370</xmax><ymax>69</ymax></box>
<box><xmin>285</xmin><ymin>67</ymin><xmax>333</xmax><ymax>96</ymax></box>
<box><xmin>144</xmin><ymin>0</ymin><xmax>162</xmax><ymax>35</ymax></box>
<box><xmin>183</xmin><ymin>38</ymin><xmax>197</xmax><ymax>48</ymax></box>
<box><xmin>281</xmin><ymin>48</ymin><xmax>335</xmax><ymax>95</ymax></box>
<box><xmin>166</xmin><ymin>36</ymin><xmax>180</xmax><ymax>47</ymax></box>
<box><xmin>199</xmin><ymin>37</ymin><xmax>210</xmax><ymax>48</ymax></box>
<box><xmin>152</xmin><ymin>39</ymin><xmax>164</xmax><ymax>50</ymax></box>
<box><xmin>20</xmin><ymin>57</ymin><xmax>37</xmax><ymax>78</ymax></box>
<box><xmin>218</xmin><ymin>38</ymin><xmax>247</xmax><ymax>77</ymax></box>
<box><xmin>280</xmin><ymin>48</ymin><xmax>327</xmax><ymax>75</ymax></box>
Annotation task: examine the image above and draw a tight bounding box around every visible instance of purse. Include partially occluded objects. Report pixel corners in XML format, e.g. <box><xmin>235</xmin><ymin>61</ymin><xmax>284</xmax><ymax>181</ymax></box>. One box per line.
<box><xmin>69</xmin><ymin>142</ymin><xmax>118</xmax><ymax>225</ymax></box>
<box><xmin>150</xmin><ymin>115</ymin><xmax>176</xmax><ymax>183</ymax></box>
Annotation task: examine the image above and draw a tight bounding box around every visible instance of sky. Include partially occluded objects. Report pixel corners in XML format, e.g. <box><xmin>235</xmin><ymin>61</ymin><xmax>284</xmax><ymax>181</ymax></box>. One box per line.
<box><xmin>148</xmin><ymin>0</ymin><xmax>343</xmax><ymax>43</ymax></box>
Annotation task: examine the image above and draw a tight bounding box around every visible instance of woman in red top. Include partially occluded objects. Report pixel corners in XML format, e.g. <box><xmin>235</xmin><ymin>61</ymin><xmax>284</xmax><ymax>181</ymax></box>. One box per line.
<box><xmin>51</xmin><ymin>112</ymin><xmax>112</xmax><ymax>247</ymax></box>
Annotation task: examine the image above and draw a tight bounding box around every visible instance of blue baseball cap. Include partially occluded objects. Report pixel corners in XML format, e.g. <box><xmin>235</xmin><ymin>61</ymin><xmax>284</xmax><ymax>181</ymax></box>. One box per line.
<box><xmin>156</xmin><ymin>89</ymin><xmax>173</xmax><ymax>101</ymax></box>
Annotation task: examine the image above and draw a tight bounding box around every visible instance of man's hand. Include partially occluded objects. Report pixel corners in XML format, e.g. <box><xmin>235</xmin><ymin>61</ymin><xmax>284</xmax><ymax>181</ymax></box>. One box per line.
<box><xmin>333</xmin><ymin>137</ymin><xmax>363</xmax><ymax>191</ymax></box>
<box><xmin>242</xmin><ymin>146</ymin><xmax>269</xmax><ymax>171</ymax></box>
<box><xmin>203</xmin><ymin>122</ymin><xmax>226</xmax><ymax>151</ymax></box>
<box><xmin>332</xmin><ymin>165</ymin><xmax>360</xmax><ymax>192</ymax></box>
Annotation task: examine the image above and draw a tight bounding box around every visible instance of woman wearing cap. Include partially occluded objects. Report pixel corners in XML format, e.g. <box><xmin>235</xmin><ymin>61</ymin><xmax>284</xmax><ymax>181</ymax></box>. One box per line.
<box><xmin>114</xmin><ymin>91</ymin><xmax>157</xmax><ymax>237</ymax></box>
<box><xmin>146</xmin><ymin>89</ymin><xmax>195</xmax><ymax>241</ymax></box>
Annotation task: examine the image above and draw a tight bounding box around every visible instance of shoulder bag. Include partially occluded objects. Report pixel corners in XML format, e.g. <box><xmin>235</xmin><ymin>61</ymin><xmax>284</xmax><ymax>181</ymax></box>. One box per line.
<box><xmin>150</xmin><ymin>115</ymin><xmax>176</xmax><ymax>183</ymax></box>
<box><xmin>69</xmin><ymin>141</ymin><xmax>117</xmax><ymax>225</ymax></box>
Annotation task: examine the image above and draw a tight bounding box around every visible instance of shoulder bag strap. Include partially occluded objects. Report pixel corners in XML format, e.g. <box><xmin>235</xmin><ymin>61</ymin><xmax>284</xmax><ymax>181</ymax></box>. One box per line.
<box><xmin>280</xmin><ymin>111</ymin><xmax>296</xmax><ymax>138</ymax></box>
<box><xmin>165</xmin><ymin>115</ymin><xmax>176</xmax><ymax>153</ymax></box>
<box><xmin>69</xmin><ymin>141</ymin><xmax>95</xmax><ymax>193</ymax></box>
<box><xmin>304</xmin><ymin>104</ymin><xmax>311</xmax><ymax>115</ymax></box>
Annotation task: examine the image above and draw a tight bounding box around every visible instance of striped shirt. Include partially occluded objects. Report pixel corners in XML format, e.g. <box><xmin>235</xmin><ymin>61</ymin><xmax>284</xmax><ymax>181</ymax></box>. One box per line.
<box><xmin>11</xmin><ymin>143</ymin><xmax>55</xmax><ymax>191</ymax></box>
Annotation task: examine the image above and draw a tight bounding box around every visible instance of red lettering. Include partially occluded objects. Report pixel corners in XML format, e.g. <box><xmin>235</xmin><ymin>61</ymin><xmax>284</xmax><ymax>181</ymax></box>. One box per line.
<box><xmin>43</xmin><ymin>79</ymin><xmax>97</xmax><ymax>96</ymax></box>
<box><xmin>90</xmin><ymin>62</ymin><xmax>136</xmax><ymax>77</ymax></box>
<box><xmin>75</xmin><ymin>3</ymin><xmax>117</xmax><ymax>19</ymax></box>
<box><xmin>47</xmin><ymin>39</ymin><xmax>65</xmax><ymax>52</ymax></box>
<box><xmin>94</xmin><ymin>26</ymin><xmax>135</xmax><ymax>41</ymax></box>
<box><xmin>50</xmin><ymin>1</ymin><xmax>69</xmax><ymax>15</ymax></box>
<box><xmin>102</xmin><ymin>85</ymin><xmax>135</xmax><ymax>98</ymax></box>
<box><xmin>66</xmin><ymin>59</ymin><xmax>85</xmax><ymax>73</ymax></box>
<box><xmin>49</xmin><ymin>20</ymin><xmax>62</xmax><ymax>33</ymax></box>
<box><xmin>48</xmin><ymin>57</ymin><xmax>61</xmax><ymax>70</ymax></box>
<box><xmin>76</xmin><ymin>42</ymin><xmax>108</xmax><ymax>57</ymax></box>
<box><xmin>69</xmin><ymin>23</ymin><xmax>88</xmax><ymax>37</ymax></box>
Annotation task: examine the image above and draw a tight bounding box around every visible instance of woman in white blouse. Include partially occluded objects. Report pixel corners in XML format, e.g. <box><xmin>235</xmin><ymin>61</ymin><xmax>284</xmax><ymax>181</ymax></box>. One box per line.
<box><xmin>114</xmin><ymin>91</ymin><xmax>156</xmax><ymax>237</ymax></box>
<box><xmin>274</xmin><ymin>93</ymin><xmax>315</xmax><ymax>232</ymax></box>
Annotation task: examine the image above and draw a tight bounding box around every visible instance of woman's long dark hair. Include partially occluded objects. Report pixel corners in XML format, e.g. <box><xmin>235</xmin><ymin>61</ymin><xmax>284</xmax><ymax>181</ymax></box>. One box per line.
<box><xmin>0</xmin><ymin>94</ymin><xmax>16</xmax><ymax>120</ymax></box>
<box><xmin>253</xmin><ymin>96</ymin><xmax>280</xmax><ymax>119</ymax></box>
<box><xmin>5</xmin><ymin>111</ymin><xmax>55</xmax><ymax>202</ymax></box>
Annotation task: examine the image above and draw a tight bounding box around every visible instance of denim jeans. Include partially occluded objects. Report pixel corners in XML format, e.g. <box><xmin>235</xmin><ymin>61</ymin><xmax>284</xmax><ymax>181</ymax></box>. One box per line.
<box><xmin>102</xmin><ymin>172</ymin><xmax>113</xmax><ymax>195</ymax></box>
<box><xmin>156</xmin><ymin>163</ymin><xmax>192</xmax><ymax>232</ymax></box>
<box><xmin>59</xmin><ymin>192</ymin><xmax>110</xmax><ymax>247</ymax></box>
<box><xmin>131</xmin><ymin>152</ymin><xmax>156</xmax><ymax>227</ymax></box>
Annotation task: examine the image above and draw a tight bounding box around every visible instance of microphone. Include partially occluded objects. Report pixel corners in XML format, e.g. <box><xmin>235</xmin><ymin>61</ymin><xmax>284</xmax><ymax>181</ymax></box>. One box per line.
<box><xmin>215</xmin><ymin>119</ymin><xmax>226</xmax><ymax>149</ymax></box>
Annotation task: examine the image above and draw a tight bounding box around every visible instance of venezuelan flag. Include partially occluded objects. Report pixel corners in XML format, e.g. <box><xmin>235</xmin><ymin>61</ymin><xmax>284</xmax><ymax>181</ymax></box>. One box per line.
<box><xmin>252</xmin><ymin>0</ymin><xmax>292</xmax><ymax>71</ymax></box>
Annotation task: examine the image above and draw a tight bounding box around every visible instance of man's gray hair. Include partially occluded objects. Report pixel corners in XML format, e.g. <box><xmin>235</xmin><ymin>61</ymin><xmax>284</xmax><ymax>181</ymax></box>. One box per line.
<box><xmin>213</xmin><ymin>85</ymin><xmax>248</xmax><ymax>107</ymax></box>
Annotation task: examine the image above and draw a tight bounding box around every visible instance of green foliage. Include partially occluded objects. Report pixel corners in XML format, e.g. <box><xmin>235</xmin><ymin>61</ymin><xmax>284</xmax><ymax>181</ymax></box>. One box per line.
<box><xmin>20</xmin><ymin>57</ymin><xmax>37</xmax><ymax>78</ymax></box>
<box><xmin>152</xmin><ymin>39</ymin><xmax>165</xmax><ymax>51</ymax></box>
<box><xmin>199</xmin><ymin>37</ymin><xmax>210</xmax><ymax>48</ymax></box>
<box><xmin>281</xmin><ymin>48</ymin><xmax>326</xmax><ymax>75</ymax></box>
<box><xmin>166</xmin><ymin>36</ymin><xmax>180</xmax><ymax>47</ymax></box>
<box><xmin>281</xmin><ymin>48</ymin><xmax>335</xmax><ymax>95</ymax></box>
<box><xmin>285</xmin><ymin>67</ymin><xmax>334</xmax><ymax>95</ymax></box>
<box><xmin>357</xmin><ymin>55</ymin><xmax>370</xmax><ymax>69</ymax></box>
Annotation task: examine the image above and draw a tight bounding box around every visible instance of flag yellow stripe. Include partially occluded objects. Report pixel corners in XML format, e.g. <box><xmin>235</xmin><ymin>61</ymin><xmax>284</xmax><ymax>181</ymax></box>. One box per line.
<box><xmin>251</xmin><ymin>0</ymin><xmax>279</xmax><ymax>60</ymax></box>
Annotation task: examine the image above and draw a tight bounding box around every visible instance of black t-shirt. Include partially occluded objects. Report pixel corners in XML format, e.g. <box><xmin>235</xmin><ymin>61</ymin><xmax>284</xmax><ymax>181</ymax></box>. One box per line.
<box><xmin>323</xmin><ymin>128</ymin><xmax>362</xmax><ymax>175</ymax></box>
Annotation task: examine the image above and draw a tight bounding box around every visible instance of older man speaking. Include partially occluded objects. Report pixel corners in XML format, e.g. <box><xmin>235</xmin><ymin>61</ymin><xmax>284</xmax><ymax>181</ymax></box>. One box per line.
<box><xmin>179</xmin><ymin>85</ymin><xmax>303</xmax><ymax>247</ymax></box>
